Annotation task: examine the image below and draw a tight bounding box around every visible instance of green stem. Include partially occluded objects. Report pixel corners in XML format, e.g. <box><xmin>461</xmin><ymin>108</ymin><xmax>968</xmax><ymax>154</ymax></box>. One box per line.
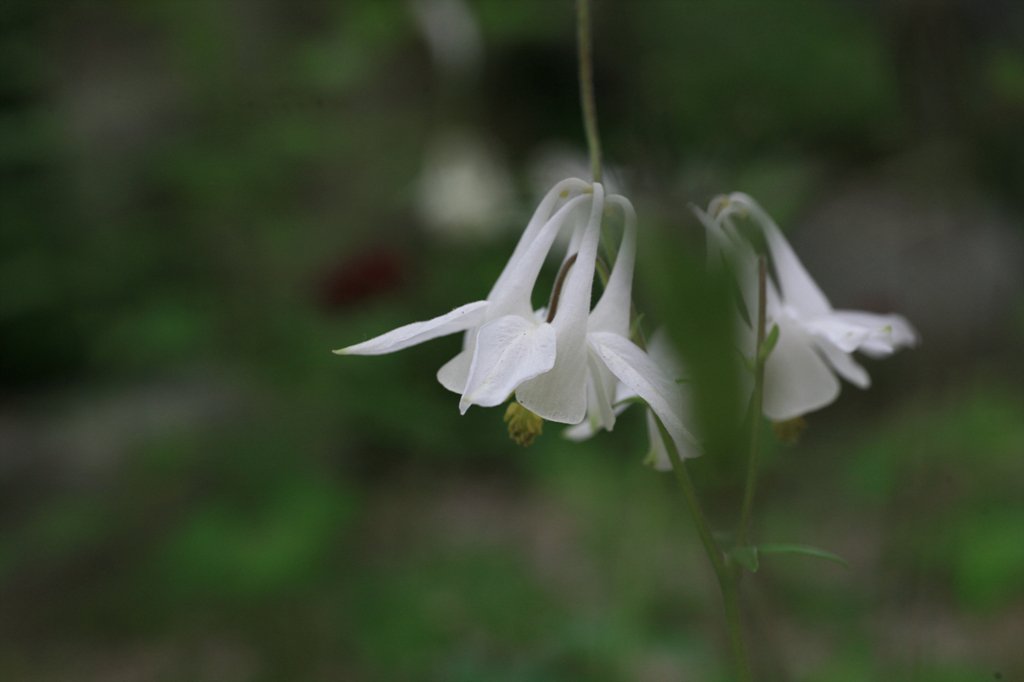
<box><xmin>737</xmin><ymin>256</ymin><xmax>767</xmax><ymax>548</ymax></box>
<box><xmin>576</xmin><ymin>0</ymin><xmax>602</xmax><ymax>184</ymax></box>
<box><xmin>655</xmin><ymin>416</ymin><xmax>751</xmax><ymax>682</ymax></box>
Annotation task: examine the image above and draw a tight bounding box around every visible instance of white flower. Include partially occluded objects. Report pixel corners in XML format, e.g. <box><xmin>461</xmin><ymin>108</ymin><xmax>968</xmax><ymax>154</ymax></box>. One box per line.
<box><xmin>336</xmin><ymin>179</ymin><xmax>698</xmax><ymax>459</ymax></box>
<box><xmin>697</xmin><ymin>192</ymin><xmax>918</xmax><ymax>421</ymax></box>
<box><xmin>335</xmin><ymin>177</ymin><xmax>600</xmax><ymax>420</ymax></box>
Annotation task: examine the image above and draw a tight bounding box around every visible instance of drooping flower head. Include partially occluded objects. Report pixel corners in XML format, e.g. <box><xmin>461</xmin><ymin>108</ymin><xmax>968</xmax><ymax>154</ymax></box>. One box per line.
<box><xmin>336</xmin><ymin>178</ymin><xmax>606</xmax><ymax>423</ymax></box>
<box><xmin>695</xmin><ymin>193</ymin><xmax>919</xmax><ymax>421</ymax></box>
<box><xmin>336</xmin><ymin>178</ymin><xmax>699</xmax><ymax>459</ymax></box>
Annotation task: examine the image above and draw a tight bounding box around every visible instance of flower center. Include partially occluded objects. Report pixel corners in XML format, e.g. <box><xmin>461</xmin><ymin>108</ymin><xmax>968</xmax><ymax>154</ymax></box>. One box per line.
<box><xmin>504</xmin><ymin>402</ymin><xmax>544</xmax><ymax>446</ymax></box>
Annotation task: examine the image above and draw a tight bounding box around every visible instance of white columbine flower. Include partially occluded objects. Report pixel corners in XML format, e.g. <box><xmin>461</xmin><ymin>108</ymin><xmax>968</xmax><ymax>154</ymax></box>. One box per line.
<box><xmin>336</xmin><ymin>178</ymin><xmax>697</xmax><ymax>457</ymax></box>
<box><xmin>335</xmin><ymin>177</ymin><xmax>600</xmax><ymax>419</ymax></box>
<box><xmin>696</xmin><ymin>192</ymin><xmax>918</xmax><ymax>422</ymax></box>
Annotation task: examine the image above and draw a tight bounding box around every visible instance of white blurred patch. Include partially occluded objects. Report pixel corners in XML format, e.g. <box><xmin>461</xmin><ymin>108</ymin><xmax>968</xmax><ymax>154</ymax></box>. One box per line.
<box><xmin>416</xmin><ymin>129</ymin><xmax>516</xmax><ymax>241</ymax></box>
<box><xmin>410</xmin><ymin>0</ymin><xmax>483</xmax><ymax>76</ymax></box>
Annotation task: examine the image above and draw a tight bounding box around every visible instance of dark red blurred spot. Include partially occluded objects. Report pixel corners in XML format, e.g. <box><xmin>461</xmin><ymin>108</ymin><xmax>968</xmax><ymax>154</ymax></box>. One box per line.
<box><xmin>318</xmin><ymin>247</ymin><xmax>407</xmax><ymax>310</ymax></box>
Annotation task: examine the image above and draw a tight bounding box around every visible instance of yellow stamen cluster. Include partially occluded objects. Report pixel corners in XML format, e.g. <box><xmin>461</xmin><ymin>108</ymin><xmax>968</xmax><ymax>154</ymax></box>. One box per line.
<box><xmin>504</xmin><ymin>402</ymin><xmax>544</xmax><ymax>446</ymax></box>
<box><xmin>772</xmin><ymin>416</ymin><xmax>807</xmax><ymax>446</ymax></box>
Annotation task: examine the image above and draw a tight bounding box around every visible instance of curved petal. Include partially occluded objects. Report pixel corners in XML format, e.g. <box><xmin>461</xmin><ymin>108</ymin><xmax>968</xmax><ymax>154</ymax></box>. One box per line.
<box><xmin>696</xmin><ymin>200</ymin><xmax>759</xmax><ymax>318</ymax></box>
<box><xmin>643</xmin><ymin>409</ymin><xmax>672</xmax><ymax>471</ymax></box>
<box><xmin>487</xmin><ymin>193</ymin><xmax>591</xmax><ymax>318</ymax></box>
<box><xmin>587</xmin><ymin>331</ymin><xmax>701</xmax><ymax>458</ymax></box>
<box><xmin>516</xmin><ymin>185</ymin><xmax>605</xmax><ymax>424</ymax></box>
<box><xmin>829</xmin><ymin>310</ymin><xmax>919</xmax><ymax>357</ymax></box>
<box><xmin>437</xmin><ymin>347</ymin><xmax>473</xmax><ymax>393</ymax></box>
<box><xmin>460</xmin><ymin>316</ymin><xmax>556</xmax><ymax>413</ymax></box>
<box><xmin>563</xmin><ymin>397</ymin><xmax>629</xmax><ymax>442</ymax></box>
<box><xmin>588</xmin><ymin>194</ymin><xmax>637</xmax><ymax>336</ymax></box>
<box><xmin>761</xmin><ymin>317</ymin><xmax>840</xmax><ymax>421</ymax></box>
<box><xmin>726</xmin><ymin>193</ymin><xmax>832</xmax><ymax>318</ymax></box>
<box><xmin>489</xmin><ymin>177</ymin><xmax>589</xmax><ymax>299</ymax></box>
<box><xmin>334</xmin><ymin>300</ymin><xmax>489</xmax><ymax>355</ymax></box>
<box><xmin>814</xmin><ymin>337</ymin><xmax>871</xmax><ymax>389</ymax></box>
<box><xmin>586</xmin><ymin>346</ymin><xmax>618</xmax><ymax>431</ymax></box>
<box><xmin>801</xmin><ymin>314</ymin><xmax>873</xmax><ymax>353</ymax></box>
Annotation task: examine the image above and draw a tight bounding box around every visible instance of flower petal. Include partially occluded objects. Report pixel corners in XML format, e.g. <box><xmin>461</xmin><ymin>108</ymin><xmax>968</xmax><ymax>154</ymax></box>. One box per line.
<box><xmin>727</xmin><ymin>193</ymin><xmax>833</xmax><ymax>318</ymax></box>
<box><xmin>586</xmin><ymin>346</ymin><xmax>618</xmax><ymax>431</ymax></box>
<box><xmin>761</xmin><ymin>316</ymin><xmax>840</xmax><ymax>421</ymax></box>
<box><xmin>588</xmin><ymin>194</ymin><xmax>637</xmax><ymax>337</ymax></box>
<box><xmin>814</xmin><ymin>337</ymin><xmax>871</xmax><ymax>389</ymax></box>
<box><xmin>489</xmin><ymin>177</ymin><xmax>589</xmax><ymax>299</ymax></box>
<box><xmin>588</xmin><ymin>331</ymin><xmax>701</xmax><ymax>458</ymax></box>
<box><xmin>437</xmin><ymin>347</ymin><xmax>473</xmax><ymax>393</ymax></box>
<box><xmin>644</xmin><ymin>409</ymin><xmax>672</xmax><ymax>471</ymax></box>
<box><xmin>801</xmin><ymin>314</ymin><xmax>873</xmax><ymax>353</ymax></box>
<box><xmin>516</xmin><ymin>186</ymin><xmax>605</xmax><ymax>424</ymax></box>
<box><xmin>695</xmin><ymin>200</ymin><xmax>758</xmax><ymax>319</ymax></box>
<box><xmin>334</xmin><ymin>300</ymin><xmax>489</xmax><ymax>355</ymax></box>
<box><xmin>460</xmin><ymin>315</ymin><xmax>557</xmax><ymax>413</ymax></box>
<box><xmin>487</xmin><ymin>193</ymin><xmax>592</xmax><ymax>319</ymax></box>
<box><xmin>828</xmin><ymin>310</ymin><xmax>919</xmax><ymax>357</ymax></box>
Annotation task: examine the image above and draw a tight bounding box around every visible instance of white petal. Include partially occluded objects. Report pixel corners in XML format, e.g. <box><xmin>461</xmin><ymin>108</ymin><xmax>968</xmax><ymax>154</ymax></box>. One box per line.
<box><xmin>489</xmin><ymin>177</ymin><xmax>589</xmax><ymax>299</ymax></box>
<box><xmin>437</xmin><ymin>347</ymin><xmax>473</xmax><ymax>393</ymax></box>
<box><xmin>563</xmin><ymin>400</ymin><xmax>630</xmax><ymax>442</ymax></box>
<box><xmin>829</xmin><ymin>310</ymin><xmax>919</xmax><ymax>357</ymax></box>
<box><xmin>516</xmin><ymin>186</ymin><xmax>605</xmax><ymax>424</ymax></box>
<box><xmin>563</xmin><ymin>417</ymin><xmax>599</xmax><ymax>442</ymax></box>
<box><xmin>588</xmin><ymin>194</ymin><xmax>637</xmax><ymax>337</ymax></box>
<box><xmin>588</xmin><ymin>331</ymin><xmax>701</xmax><ymax>458</ymax></box>
<box><xmin>695</xmin><ymin>202</ymin><xmax>758</xmax><ymax>317</ymax></box>
<box><xmin>586</xmin><ymin>346</ymin><xmax>618</xmax><ymax>431</ymax></box>
<box><xmin>334</xmin><ymin>300</ymin><xmax>489</xmax><ymax>355</ymax></box>
<box><xmin>728</xmin><ymin>193</ymin><xmax>832</xmax><ymax>318</ymax></box>
<box><xmin>814</xmin><ymin>337</ymin><xmax>871</xmax><ymax>389</ymax></box>
<box><xmin>644</xmin><ymin>409</ymin><xmax>673</xmax><ymax>471</ymax></box>
<box><xmin>801</xmin><ymin>314</ymin><xmax>873</xmax><ymax>353</ymax></box>
<box><xmin>460</xmin><ymin>316</ymin><xmax>557</xmax><ymax>412</ymax></box>
<box><xmin>761</xmin><ymin>316</ymin><xmax>840</xmax><ymax>421</ymax></box>
<box><xmin>486</xmin><ymin>193</ymin><xmax>591</xmax><ymax>318</ymax></box>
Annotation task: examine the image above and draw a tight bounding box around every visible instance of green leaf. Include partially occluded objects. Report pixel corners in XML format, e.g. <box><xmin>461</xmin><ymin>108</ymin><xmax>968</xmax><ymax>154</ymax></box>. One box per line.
<box><xmin>757</xmin><ymin>543</ymin><xmax>850</xmax><ymax>569</ymax></box>
<box><xmin>730</xmin><ymin>545</ymin><xmax>759</xmax><ymax>572</ymax></box>
<box><xmin>758</xmin><ymin>324</ymin><xmax>780</xmax><ymax>363</ymax></box>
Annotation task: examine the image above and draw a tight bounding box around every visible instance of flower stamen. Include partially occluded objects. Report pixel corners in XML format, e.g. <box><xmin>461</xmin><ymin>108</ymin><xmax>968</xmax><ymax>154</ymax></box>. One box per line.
<box><xmin>504</xmin><ymin>402</ymin><xmax>544</xmax><ymax>446</ymax></box>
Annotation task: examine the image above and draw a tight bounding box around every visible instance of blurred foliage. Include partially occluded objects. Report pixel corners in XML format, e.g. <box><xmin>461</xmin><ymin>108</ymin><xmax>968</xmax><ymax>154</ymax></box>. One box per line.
<box><xmin>1</xmin><ymin>0</ymin><xmax>1022</xmax><ymax>680</ymax></box>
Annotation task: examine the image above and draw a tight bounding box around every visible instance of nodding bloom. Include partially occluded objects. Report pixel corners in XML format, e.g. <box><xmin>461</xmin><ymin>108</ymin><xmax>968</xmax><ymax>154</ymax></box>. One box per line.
<box><xmin>335</xmin><ymin>177</ymin><xmax>599</xmax><ymax>420</ymax></box>
<box><xmin>696</xmin><ymin>193</ymin><xmax>918</xmax><ymax>422</ymax></box>
<box><xmin>335</xmin><ymin>178</ymin><xmax>697</xmax><ymax>457</ymax></box>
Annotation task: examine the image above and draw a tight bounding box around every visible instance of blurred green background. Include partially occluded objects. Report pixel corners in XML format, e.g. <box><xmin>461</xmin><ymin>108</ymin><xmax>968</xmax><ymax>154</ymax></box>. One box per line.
<box><xmin>1</xmin><ymin>1</ymin><xmax>1022</xmax><ymax>680</ymax></box>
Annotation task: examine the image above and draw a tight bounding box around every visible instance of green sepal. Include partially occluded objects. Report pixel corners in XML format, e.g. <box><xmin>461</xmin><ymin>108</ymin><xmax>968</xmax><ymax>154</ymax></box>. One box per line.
<box><xmin>757</xmin><ymin>324</ymin><xmax>780</xmax><ymax>364</ymax></box>
<box><xmin>729</xmin><ymin>545</ymin><xmax>759</xmax><ymax>572</ymax></box>
<box><xmin>756</xmin><ymin>543</ymin><xmax>850</xmax><ymax>569</ymax></box>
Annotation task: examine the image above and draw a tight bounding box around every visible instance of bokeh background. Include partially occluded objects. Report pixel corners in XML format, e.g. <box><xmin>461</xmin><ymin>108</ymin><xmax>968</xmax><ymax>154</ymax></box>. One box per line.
<box><xmin>2</xmin><ymin>1</ymin><xmax>1022</xmax><ymax>680</ymax></box>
